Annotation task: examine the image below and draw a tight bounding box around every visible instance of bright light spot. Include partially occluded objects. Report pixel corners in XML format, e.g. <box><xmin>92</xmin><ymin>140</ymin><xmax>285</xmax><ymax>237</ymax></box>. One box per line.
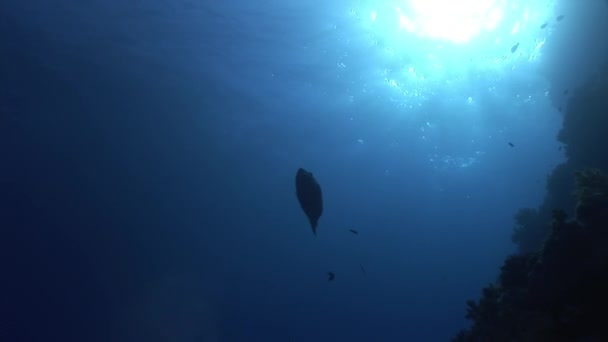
<box><xmin>339</xmin><ymin>0</ymin><xmax>555</xmax><ymax>169</ymax></box>
<box><xmin>406</xmin><ymin>0</ymin><xmax>505</xmax><ymax>43</ymax></box>
<box><xmin>343</xmin><ymin>0</ymin><xmax>555</xmax><ymax>105</ymax></box>
<box><xmin>511</xmin><ymin>21</ymin><xmax>521</xmax><ymax>34</ymax></box>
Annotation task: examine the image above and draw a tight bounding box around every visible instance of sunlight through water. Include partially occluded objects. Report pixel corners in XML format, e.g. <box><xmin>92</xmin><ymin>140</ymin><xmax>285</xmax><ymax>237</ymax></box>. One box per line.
<box><xmin>341</xmin><ymin>0</ymin><xmax>556</xmax><ymax>106</ymax></box>
<box><xmin>403</xmin><ymin>0</ymin><xmax>505</xmax><ymax>43</ymax></box>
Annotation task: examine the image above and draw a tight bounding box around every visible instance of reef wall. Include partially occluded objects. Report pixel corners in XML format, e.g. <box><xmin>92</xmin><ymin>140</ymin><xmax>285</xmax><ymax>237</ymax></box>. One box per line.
<box><xmin>453</xmin><ymin>60</ymin><xmax>608</xmax><ymax>341</ymax></box>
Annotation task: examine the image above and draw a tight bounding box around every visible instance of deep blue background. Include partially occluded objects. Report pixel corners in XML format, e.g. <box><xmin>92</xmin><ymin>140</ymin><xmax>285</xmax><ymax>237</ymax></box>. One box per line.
<box><xmin>2</xmin><ymin>1</ymin><xmax>607</xmax><ymax>341</ymax></box>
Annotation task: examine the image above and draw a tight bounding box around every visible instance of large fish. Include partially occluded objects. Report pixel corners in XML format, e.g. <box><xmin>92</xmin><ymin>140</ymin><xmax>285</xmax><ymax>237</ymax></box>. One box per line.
<box><xmin>295</xmin><ymin>168</ymin><xmax>323</xmax><ymax>236</ymax></box>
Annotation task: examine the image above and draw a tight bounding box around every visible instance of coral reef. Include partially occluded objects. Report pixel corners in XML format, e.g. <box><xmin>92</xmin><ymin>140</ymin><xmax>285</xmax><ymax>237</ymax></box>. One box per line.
<box><xmin>454</xmin><ymin>172</ymin><xmax>608</xmax><ymax>341</ymax></box>
<box><xmin>557</xmin><ymin>63</ymin><xmax>608</xmax><ymax>168</ymax></box>
<box><xmin>574</xmin><ymin>169</ymin><xmax>608</xmax><ymax>227</ymax></box>
<box><xmin>511</xmin><ymin>207</ymin><xmax>546</xmax><ymax>254</ymax></box>
<box><xmin>453</xmin><ymin>60</ymin><xmax>608</xmax><ymax>341</ymax></box>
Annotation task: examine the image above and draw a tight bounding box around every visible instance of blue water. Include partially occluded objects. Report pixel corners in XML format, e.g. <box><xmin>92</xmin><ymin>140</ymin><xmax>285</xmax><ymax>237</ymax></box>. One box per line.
<box><xmin>2</xmin><ymin>0</ymin><xmax>607</xmax><ymax>341</ymax></box>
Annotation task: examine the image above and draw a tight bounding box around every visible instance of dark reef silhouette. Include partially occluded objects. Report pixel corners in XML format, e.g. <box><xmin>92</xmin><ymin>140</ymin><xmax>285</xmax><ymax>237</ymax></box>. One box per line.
<box><xmin>453</xmin><ymin>61</ymin><xmax>608</xmax><ymax>341</ymax></box>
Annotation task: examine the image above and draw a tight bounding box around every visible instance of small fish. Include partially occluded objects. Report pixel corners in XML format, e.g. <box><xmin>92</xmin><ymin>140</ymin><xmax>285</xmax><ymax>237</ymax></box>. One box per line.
<box><xmin>508</xmin><ymin>142</ymin><xmax>514</xmax><ymax>147</ymax></box>
<box><xmin>360</xmin><ymin>264</ymin><xmax>366</xmax><ymax>276</ymax></box>
<box><xmin>556</xmin><ymin>15</ymin><xmax>564</xmax><ymax>21</ymax></box>
<box><xmin>349</xmin><ymin>229</ymin><xmax>359</xmax><ymax>235</ymax></box>
<box><xmin>511</xmin><ymin>42</ymin><xmax>519</xmax><ymax>53</ymax></box>
<box><xmin>327</xmin><ymin>272</ymin><xmax>335</xmax><ymax>281</ymax></box>
<box><xmin>540</xmin><ymin>23</ymin><xmax>548</xmax><ymax>29</ymax></box>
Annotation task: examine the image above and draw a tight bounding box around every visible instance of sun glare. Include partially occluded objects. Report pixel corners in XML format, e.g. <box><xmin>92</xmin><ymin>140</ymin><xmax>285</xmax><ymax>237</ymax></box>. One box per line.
<box><xmin>405</xmin><ymin>0</ymin><xmax>505</xmax><ymax>42</ymax></box>
<box><xmin>343</xmin><ymin>0</ymin><xmax>555</xmax><ymax>104</ymax></box>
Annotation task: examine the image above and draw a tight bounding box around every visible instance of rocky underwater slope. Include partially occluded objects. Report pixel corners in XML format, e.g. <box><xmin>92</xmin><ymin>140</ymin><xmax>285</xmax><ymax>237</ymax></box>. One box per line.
<box><xmin>453</xmin><ymin>61</ymin><xmax>608</xmax><ymax>342</ymax></box>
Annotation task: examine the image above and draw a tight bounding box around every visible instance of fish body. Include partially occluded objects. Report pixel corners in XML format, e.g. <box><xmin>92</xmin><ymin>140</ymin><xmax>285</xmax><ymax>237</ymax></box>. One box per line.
<box><xmin>295</xmin><ymin>168</ymin><xmax>323</xmax><ymax>236</ymax></box>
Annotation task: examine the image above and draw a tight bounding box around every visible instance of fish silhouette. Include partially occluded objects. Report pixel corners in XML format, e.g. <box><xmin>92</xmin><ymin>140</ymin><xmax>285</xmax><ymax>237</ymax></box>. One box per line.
<box><xmin>360</xmin><ymin>264</ymin><xmax>367</xmax><ymax>276</ymax></box>
<box><xmin>511</xmin><ymin>43</ymin><xmax>519</xmax><ymax>53</ymax></box>
<box><xmin>295</xmin><ymin>168</ymin><xmax>323</xmax><ymax>236</ymax></box>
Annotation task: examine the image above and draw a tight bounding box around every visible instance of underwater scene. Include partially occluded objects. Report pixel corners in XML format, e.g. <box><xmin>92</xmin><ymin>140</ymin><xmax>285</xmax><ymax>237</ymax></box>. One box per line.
<box><xmin>2</xmin><ymin>0</ymin><xmax>608</xmax><ymax>341</ymax></box>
